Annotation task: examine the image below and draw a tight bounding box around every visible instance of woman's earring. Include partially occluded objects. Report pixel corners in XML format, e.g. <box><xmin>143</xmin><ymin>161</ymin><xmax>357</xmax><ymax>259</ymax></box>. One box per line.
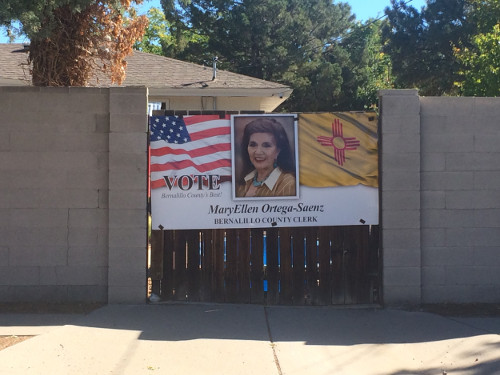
<box><xmin>273</xmin><ymin>159</ymin><xmax>278</xmax><ymax>168</ymax></box>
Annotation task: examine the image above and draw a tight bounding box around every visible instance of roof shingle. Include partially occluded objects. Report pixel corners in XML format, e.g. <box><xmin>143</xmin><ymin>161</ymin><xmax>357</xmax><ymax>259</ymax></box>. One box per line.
<box><xmin>0</xmin><ymin>43</ymin><xmax>289</xmax><ymax>91</ymax></box>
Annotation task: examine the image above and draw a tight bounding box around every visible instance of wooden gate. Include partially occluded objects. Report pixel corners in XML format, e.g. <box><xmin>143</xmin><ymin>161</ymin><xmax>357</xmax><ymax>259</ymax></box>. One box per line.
<box><xmin>149</xmin><ymin>225</ymin><xmax>380</xmax><ymax>305</ymax></box>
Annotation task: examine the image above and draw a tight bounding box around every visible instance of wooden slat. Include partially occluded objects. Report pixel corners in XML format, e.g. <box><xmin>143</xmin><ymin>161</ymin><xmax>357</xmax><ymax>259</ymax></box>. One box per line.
<box><xmin>368</xmin><ymin>226</ymin><xmax>381</xmax><ymax>304</ymax></box>
<box><xmin>161</xmin><ymin>230</ymin><xmax>174</xmax><ymax>300</ymax></box>
<box><xmin>266</xmin><ymin>228</ymin><xmax>279</xmax><ymax>305</ymax></box>
<box><xmin>186</xmin><ymin>230</ymin><xmax>201</xmax><ymax>301</ymax></box>
<box><xmin>238</xmin><ymin>229</ymin><xmax>252</xmax><ymax>303</ymax></box>
<box><xmin>250</xmin><ymin>228</ymin><xmax>264</xmax><ymax>304</ymax></box>
<box><xmin>291</xmin><ymin>227</ymin><xmax>305</xmax><ymax>305</ymax></box>
<box><xmin>150</xmin><ymin>231</ymin><xmax>164</xmax><ymax>280</ymax></box>
<box><xmin>172</xmin><ymin>230</ymin><xmax>188</xmax><ymax>301</ymax></box>
<box><xmin>149</xmin><ymin>230</ymin><xmax>163</xmax><ymax>298</ymax></box>
<box><xmin>318</xmin><ymin>226</ymin><xmax>332</xmax><ymax>305</ymax></box>
<box><xmin>343</xmin><ymin>226</ymin><xmax>355</xmax><ymax>304</ymax></box>
<box><xmin>212</xmin><ymin>229</ymin><xmax>225</xmax><ymax>302</ymax></box>
<box><xmin>343</xmin><ymin>226</ymin><xmax>371</xmax><ymax>304</ymax></box>
<box><xmin>368</xmin><ymin>226</ymin><xmax>380</xmax><ymax>275</ymax></box>
<box><xmin>330</xmin><ymin>227</ymin><xmax>345</xmax><ymax>305</ymax></box>
<box><xmin>225</xmin><ymin>230</ymin><xmax>238</xmax><ymax>302</ymax></box>
<box><xmin>278</xmin><ymin>227</ymin><xmax>293</xmax><ymax>304</ymax></box>
<box><xmin>304</xmin><ymin>227</ymin><xmax>318</xmax><ymax>305</ymax></box>
<box><xmin>354</xmin><ymin>226</ymin><xmax>371</xmax><ymax>303</ymax></box>
<box><xmin>200</xmin><ymin>230</ymin><xmax>213</xmax><ymax>302</ymax></box>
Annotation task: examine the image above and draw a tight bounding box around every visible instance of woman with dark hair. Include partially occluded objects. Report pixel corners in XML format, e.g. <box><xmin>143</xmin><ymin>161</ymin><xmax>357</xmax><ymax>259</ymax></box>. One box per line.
<box><xmin>236</xmin><ymin>117</ymin><xmax>296</xmax><ymax>197</ymax></box>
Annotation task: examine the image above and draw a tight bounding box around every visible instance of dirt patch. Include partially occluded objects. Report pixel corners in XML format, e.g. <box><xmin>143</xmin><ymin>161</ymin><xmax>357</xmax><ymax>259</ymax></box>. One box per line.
<box><xmin>0</xmin><ymin>335</ymin><xmax>34</xmax><ymax>351</ymax></box>
<box><xmin>0</xmin><ymin>303</ymin><xmax>104</xmax><ymax>351</ymax></box>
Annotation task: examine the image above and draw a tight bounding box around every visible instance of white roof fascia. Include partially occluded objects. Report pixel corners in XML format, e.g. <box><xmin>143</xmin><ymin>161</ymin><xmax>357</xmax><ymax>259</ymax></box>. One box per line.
<box><xmin>147</xmin><ymin>87</ymin><xmax>293</xmax><ymax>98</ymax></box>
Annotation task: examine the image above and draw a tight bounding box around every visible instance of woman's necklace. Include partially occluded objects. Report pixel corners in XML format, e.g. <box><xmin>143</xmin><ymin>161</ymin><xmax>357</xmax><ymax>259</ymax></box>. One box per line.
<box><xmin>252</xmin><ymin>172</ymin><xmax>270</xmax><ymax>187</ymax></box>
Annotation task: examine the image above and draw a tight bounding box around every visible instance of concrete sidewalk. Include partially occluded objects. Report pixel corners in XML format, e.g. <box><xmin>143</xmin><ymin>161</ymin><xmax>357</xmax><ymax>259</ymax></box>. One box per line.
<box><xmin>1</xmin><ymin>304</ymin><xmax>500</xmax><ymax>375</ymax></box>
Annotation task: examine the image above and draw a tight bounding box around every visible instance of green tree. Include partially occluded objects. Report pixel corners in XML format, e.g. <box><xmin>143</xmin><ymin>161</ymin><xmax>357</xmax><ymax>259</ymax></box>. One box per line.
<box><xmin>0</xmin><ymin>0</ymin><xmax>148</xmax><ymax>86</ymax></box>
<box><xmin>160</xmin><ymin>0</ymin><xmax>374</xmax><ymax>111</ymax></box>
<box><xmin>135</xmin><ymin>7</ymin><xmax>170</xmax><ymax>55</ymax></box>
<box><xmin>454</xmin><ymin>24</ymin><xmax>500</xmax><ymax>96</ymax></box>
<box><xmin>382</xmin><ymin>0</ymin><xmax>473</xmax><ymax>95</ymax></box>
<box><xmin>135</xmin><ymin>7</ymin><xmax>208</xmax><ymax>57</ymax></box>
<box><xmin>384</xmin><ymin>0</ymin><xmax>500</xmax><ymax>97</ymax></box>
<box><xmin>453</xmin><ymin>0</ymin><xmax>500</xmax><ymax>96</ymax></box>
<box><xmin>280</xmin><ymin>20</ymin><xmax>393</xmax><ymax>111</ymax></box>
<box><xmin>335</xmin><ymin>20</ymin><xmax>393</xmax><ymax>110</ymax></box>
<box><xmin>158</xmin><ymin>0</ymin><xmax>214</xmax><ymax>61</ymax></box>
<box><xmin>467</xmin><ymin>0</ymin><xmax>500</xmax><ymax>31</ymax></box>
<box><xmin>162</xmin><ymin>0</ymin><xmax>352</xmax><ymax>78</ymax></box>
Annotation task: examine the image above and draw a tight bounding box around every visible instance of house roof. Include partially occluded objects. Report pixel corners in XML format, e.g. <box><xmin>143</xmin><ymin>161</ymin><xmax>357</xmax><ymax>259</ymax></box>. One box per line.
<box><xmin>0</xmin><ymin>44</ymin><xmax>32</xmax><ymax>85</ymax></box>
<box><xmin>0</xmin><ymin>43</ymin><xmax>292</xmax><ymax>100</ymax></box>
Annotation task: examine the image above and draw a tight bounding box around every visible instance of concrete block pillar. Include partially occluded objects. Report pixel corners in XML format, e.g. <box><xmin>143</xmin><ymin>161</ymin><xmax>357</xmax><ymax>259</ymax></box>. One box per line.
<box><xmin>107</xmin><ymin>87</ymin><xmax>149</xmax><ymax>303</ymax></box>
<box><xmin>379</xmin><ymin>89</ymin><xmax>421</xmax><ymax>306</ymax></box>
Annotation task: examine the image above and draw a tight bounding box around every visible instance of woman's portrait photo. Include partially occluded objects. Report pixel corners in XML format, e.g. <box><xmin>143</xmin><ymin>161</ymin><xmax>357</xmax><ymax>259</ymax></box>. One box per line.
<box><xmin>232</xmin><ymin>115</ymin><xmax>299</xmax><ymax>199</ymax></box>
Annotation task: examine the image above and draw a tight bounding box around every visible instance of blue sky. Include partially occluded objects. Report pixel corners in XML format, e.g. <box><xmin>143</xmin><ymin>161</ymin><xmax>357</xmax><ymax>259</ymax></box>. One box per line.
<box><xmin>1</xmin><ymin>0</ymin><xmax>428</xmax><ymax>43</ymax></box>
<box><xmin>347</xmin><ymin>0</ymin><xmax>426</xmax><ymax>21</ymax></box>
<box><xmin>134</xmin><ymin>0</ymin><xmax>427</xmax><ymax>22</ymax></box>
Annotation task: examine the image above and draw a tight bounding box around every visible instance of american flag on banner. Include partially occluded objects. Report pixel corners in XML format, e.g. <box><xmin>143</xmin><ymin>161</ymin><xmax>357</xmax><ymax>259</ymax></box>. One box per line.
<box><xmin>149</xmin><ymin>115</ymin><xmax>232</xmax><ymax>189</ymax></box>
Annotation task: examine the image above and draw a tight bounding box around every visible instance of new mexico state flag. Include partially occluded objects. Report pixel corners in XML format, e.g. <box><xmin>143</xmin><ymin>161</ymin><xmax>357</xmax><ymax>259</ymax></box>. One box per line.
<box><xmin>299</xmin><ymin>112</ymin><xmax>378</xmax><ymax>188</ymax></box>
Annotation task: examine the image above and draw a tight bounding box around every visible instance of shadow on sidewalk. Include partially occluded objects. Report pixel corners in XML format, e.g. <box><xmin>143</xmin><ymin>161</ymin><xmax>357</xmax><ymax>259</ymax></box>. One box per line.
<box><xmin>2</xmin><ymin>303</ymin><xmax>500</xmax><ymax>375</ymax></box>
<box><xmin>69</xmin><ymin>303</ymin><xmax>500</xmax><ymax>345</ymax></box>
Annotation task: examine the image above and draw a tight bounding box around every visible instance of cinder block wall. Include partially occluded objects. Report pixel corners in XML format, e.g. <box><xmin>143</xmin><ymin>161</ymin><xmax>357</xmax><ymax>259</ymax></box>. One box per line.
<box><xmin>381</xmin><ymin>91</ymin><xmax>500</xmax><ymax>305</ymax></box>
<box><xmin>379</xmin><ymin>90</ymin><xmax>422</xmax><ymax>306</ymax></box>
<box><xmin>0</xmin><ymin>86</ymin><xmax>148</xmax><ymax>303</ymax></box>
<box><xmin>419</xmin><ymin>97</ymin><xmax>500</xmax><ymax>303</ymax></box>
<box><xmin>108</xmin><ymin>87</ymin><xmax>149</xmax><ymax>303</ymax></box>
<box><xmin>3</xmin><ymin>86</ymin><xmax>499</xmax><ymax>306</ymax></box>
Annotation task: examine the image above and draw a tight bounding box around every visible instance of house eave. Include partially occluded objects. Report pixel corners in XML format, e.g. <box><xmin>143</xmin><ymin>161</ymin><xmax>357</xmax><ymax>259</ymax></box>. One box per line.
<box><xmin>147</xmin><ymin>86</ymin><xmax>293</xmax><ymax>98</ymax></box>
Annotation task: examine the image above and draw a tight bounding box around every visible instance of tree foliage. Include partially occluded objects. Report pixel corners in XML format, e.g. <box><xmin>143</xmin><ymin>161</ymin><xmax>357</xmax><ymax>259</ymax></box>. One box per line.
<box><xmin>135</xmin><ymin>7</ymin><xmax>208</xmax><ymax>57</ymax></box>
<box><xmin>134</xmin><ymin>7</ymin><xmax>171</xmax><ymax>55</ymax></box>
<box><xmin>382</xmin><ymin>0</ymin><xmax>474</xmax><ymax>96</ymax></box>
<box><xmin>454</xmin><ymin>24</ymin><xmax>500</xmax><ymax>96</ymax></box>
<box><xmin>161</xmin><ymin>0</ymin><xmax>352</xmax><ymax>78</ymax></box>
<box><xmin>157</xmin><ymin>0</ymin><xmax>391</xmax><ymax>111</ymax></box>
<box><xmin>334</xmin><ymin>20</ymin><xmax>394</xmax><ymax>110</ymax></box>
<box><xmin>0</xmin><ymin>0</ymin><xmax>148</xmax><ymax>86</ymax></box>
<box><xmin>453</xmin><ymin>0</ymin><xmax>500</xmax><ymax>96</ymax></box>
<box><xmin>383</xmin><ymin>0</ymin><xmax>499</xmax><ymax>97</ymax></box>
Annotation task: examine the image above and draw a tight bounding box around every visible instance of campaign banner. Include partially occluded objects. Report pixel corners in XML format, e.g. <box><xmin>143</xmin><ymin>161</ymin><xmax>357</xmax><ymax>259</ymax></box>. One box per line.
<box><xmin>150</xmin><ymin>113</ymin><xmax>378</xmax><ymax>230</ymax></box>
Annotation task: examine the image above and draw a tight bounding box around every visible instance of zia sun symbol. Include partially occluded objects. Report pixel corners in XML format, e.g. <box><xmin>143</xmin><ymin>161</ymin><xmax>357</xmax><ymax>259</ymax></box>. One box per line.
<box><xmin>316</xmin><ymin>118</ymin><xmax>360</xmax><ymax>166</ymax></box>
